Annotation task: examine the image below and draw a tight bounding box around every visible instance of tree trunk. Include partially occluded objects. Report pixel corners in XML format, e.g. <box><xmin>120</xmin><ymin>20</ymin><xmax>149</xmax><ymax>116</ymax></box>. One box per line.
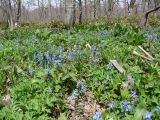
<box><xmin>140</xmin><ymin>5</ymin><xmax>160</xmax><ymax>27</ymax></box>
<box><xmin>142</xmin><ymin>0</ymin><xmax>146</xmax><ymax>13</ymax></box>
<box><xmin>93</xmin><ymin>0</ymin><xmax>96</xmax><ymax>19</ymax></box>
<box><xmin>8</xmin><ymin>0</ymin><xmax>14</xmax><ymax>30</ymax></box>
<box><xmin>96</xmin><ymin>0</ymin><xmax>101</xmax><ymax>18</ymax></box>
<box><xmin>48</xmin><ymin>0</ymin><xmax>52</xmax><ymax>20</ymax></box>
<box><xmin>65</xmin><ymin>0</ymin><xmax>76</xmax><ymax>27</ymax></box>
<box><xmin>78</xmin><ymin>0</ymin><xmax>82</xmax><ymax>23</ymax></box>
<box><xmin>84</xmin><ymin>0</ymin><xmax>87</xmax><ymax>21</ymax></box>
<box><xmin>15</xmin><ymin>0</ymin><xmax>21</xmax><ymax>27</ymax></box>
<box><xmin>108</xmin><ymin>0</ymin><xmax>114</xmax><ymax>17</ymax></box>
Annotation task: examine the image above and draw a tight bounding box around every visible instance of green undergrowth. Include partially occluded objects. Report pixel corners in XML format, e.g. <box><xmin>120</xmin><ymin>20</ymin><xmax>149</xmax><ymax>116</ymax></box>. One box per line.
<box><xmin>0</xmin><ymin>22</ymin><xmax>160</xmax><ymax>119</ymax></box>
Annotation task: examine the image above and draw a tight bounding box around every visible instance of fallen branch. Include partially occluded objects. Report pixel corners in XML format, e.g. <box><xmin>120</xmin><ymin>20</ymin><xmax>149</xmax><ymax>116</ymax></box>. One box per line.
<box><xmin>133</xmin><ymin>50</ymin><xmax>153</xmax><ymax>61</ymax></box>
<box><xmin>140</xmin><ymin>5</ymin><xmax>160</xmax><ymax>27</ymax></box>
<box><xmin>138</xmin><ymin>46</ymin><xmax>154</xmax><ymax>60</ymax></box>
<box><xmin>110</xmin><ymin>60</ymin><xmax>126</xmax><ymax>74</ymax></box>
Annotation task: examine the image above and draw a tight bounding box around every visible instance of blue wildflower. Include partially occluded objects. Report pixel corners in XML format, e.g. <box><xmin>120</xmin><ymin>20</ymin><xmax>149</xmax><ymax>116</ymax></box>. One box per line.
<box><xmin>150</xmin><ymin>45</ymin><xmax>155</xmax><ymax>49</ymax></box>
<box><xmin>100</xmin><ymin>41</ymin><xmax>105</xmax><ymax>48</ymax></box>
<box><xmin>45</xmin><ymin>65</ymin><xmax>51</xmax><ymax>75</ymax></box>
<box><xmin>152</xmin><ymin>33</ymin><xmax>158</xmax><ymax>42</ymax></box>
<box><xmin>67</xmin><ymin>48</ymin><xmax>72</xmax><ymax>60</ymax></box>
<box><xmin>107</xmin><ymin>62</ymin><xmax>113</xmax><ymax>69</ymax></box>
<box><xmin>37</xmin><ymin>52</ymin><xmax>44</xmax><ymax>61</ymax></box>
<box><xmin>93</xmin><ymin>112</ymin><xmax>102</xmax><ymax>120</ymax></box>
<box><xmin>144</xmin><ymin>111</ymin><xmax>152</xmax><ymax>120</ymax></box>
<box><xmin>131</xmin><ymin>90</ymin><xmax>137</xmax><ymax>98</ymax></box>
<box><xmin>89</xmin><ymin>46</ymin><xmax>97</xmax><ymax>62</ymax></box>
<box><xmin>45</xmin><ymin>51</ymin><xmax>50</xmax><ymax>60</ymax></box>
<box><xmin>98</xmin><ymin>30</ymin><xmax>108</xmax><ymax>36</ymax></box>
<box><xmin>76</xmin><ymin>80</ymin><xmax>83</xmax><ymax>88</ymax></box>
<box><xmin>76</xmin><ymin>80</ymin><xmax>87</xmax><ymax>92</ymax></box>
<box><xmin>52</xmin><ymin>55</ymin><xmax>57</xmax><ymax>62</ymax></box>
<box><xmin>127</xmin><ymin>76</ymin><xmax>134</xmax><ymax>84</ymax></box>
<box><xmin>107</xmin><ymin>101</ymin><xmax>115</xmax><ymax>110</ymax></box>
<box><xmin>68</xmin><ymin>90</ymin><xmax>79</xmax><ymax>99</ymax></box>
<box><xmin>48</xmin><ymin>87</ymin><xmax>53</xmax><ymax>94</ymax></box>
<box><xmin>120</xmin><ymin>100</ymin><xmax>131</xmax><ymax>112</ymax></box>
<box><xmin>33</xmin><ymin>52</ymin><xmax>37</xmax><ymax>60</ymax></box>
<box><xmin>155</xmin><ymin>106</ymin><xmax>160</xmax><ymax>112</ymax></box>
<box><xmin>145</xmin><ymin>33</ymin><xmax>151</xmax><ymax>42</ymax></box>
<box><xmin>54</xmin><ymin>59</ymin><xmax>62</xmax><ymax>67</ymax></box>
<box><xmin>28</xmin><ymin>68</ymin><xmax>33</xmax><ymax>76</ymax></box>
<box><xmin>106</xmin><ymin>75</ymin><xmax>110</xmax><ymax>81</ymax></box>
<box><xmin>77</xmin><ymin>50</ymin><xmax>81</xmax><ymax>59</ymax></box>
<box><xmin>0</xmin><ymin>44</ymin><xmax>4</xmax><ymax>49</ymax></box>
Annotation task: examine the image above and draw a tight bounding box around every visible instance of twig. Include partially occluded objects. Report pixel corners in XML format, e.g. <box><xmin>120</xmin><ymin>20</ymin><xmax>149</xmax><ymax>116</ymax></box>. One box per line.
<box><xmin>138</xmin><ymin>46</ymin><xmax>154</xmax><ymax>60</ymax></box>
<box><xmin>133</xmin><ymin>50</ymin><xmax>152</xmax><ymax>61</ymax></box>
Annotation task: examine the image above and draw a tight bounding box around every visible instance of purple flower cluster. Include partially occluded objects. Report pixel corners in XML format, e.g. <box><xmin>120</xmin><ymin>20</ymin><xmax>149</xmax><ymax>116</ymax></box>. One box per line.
<box><xmin>145</xmin><ymin>33</ymin><xmax>158</xmax><ymax>42</ymax></box>
<box><xmin>93</xmin><ymin>112</ymin><xmax>102</xmax><ymax>120</ymax></box>
<box><xmin>107</xmin><ymin>101</ymin><xmax>115</xmax><ymax>110</ymax></box>
<box><xmin>28</xmin><ymin>68</ymin><xmax>33</xmax><ymax>76</ymax></box>
<box><xmin>107</xmin><ymin>62</ymin><xmax>113</xmax><ymax>69</ymax></box>
<box><xmin>144</xmin><ymin>111</ymin><xmax>152</xmax><ymax>120</ymax></box>
<box><xmin>68</xmin><ymin>90</ymin><xmax>79</xmax><ymax>99</ymax></box>
<box><xmin>97</xmin><ymin>30</ymin><xmax>108</xmax><ymax>36</ymax></box>
<box><xmin>131</xmin><ymin>90</ymin><xmax>137</xmax><ymax>99</ymax></box>
<box><xmin>76</xmin><ymin>80</ymin><xmax>87</xmax><ymax>92</ymax></box>
<box><xmin>155</xmin><ymin>106</ymin><xmax>160</xmax><ymax>112</ymax></box>
<box><xmin>120</xmin><ymin>100</ymin><xmax>131</xmax><ymax>112</ymax></box>
<box><xmin>127</xmin><ymin>75</ymin><xmax>134</xmax><ymax>84</ymax></box>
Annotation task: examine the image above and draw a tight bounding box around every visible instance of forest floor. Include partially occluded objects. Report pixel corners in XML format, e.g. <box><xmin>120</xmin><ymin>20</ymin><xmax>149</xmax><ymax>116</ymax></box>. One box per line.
<box><xmin>0</xmin><ymin>23</ymin><xmax>160</xmax><ymax>120</ymax></box>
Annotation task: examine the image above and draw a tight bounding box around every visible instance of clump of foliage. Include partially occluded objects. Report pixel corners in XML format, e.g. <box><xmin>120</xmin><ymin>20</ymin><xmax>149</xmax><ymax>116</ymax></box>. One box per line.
<box><xmin>0</xmin><ymin>22</ymin><xmax>159</xmax><ymax>119</ymax></box>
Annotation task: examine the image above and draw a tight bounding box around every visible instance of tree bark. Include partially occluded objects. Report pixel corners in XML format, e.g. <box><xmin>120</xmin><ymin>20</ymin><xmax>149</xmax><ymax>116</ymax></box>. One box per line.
<box><xmin>84</xmin><ymin>0</ymin><xmax>87</xmax><ymax>21</ymax></box>
<box><xmin>78</xmin><ymin>0</ymin><xmax>82</xmax><ymax>23</ymax></box>
<box><xmin>15</xmin><ymin>0</ymin><xmax>21</xmax><ymax>27</ymax></box>
<box><xmin>108</xmin><ymin>0</ymin><xmax>114</xmax><ymax>17</ymax></box>
<box><xmin>96</xmin><ymin>0</ymin><xmax>101</xmax><ymax>18</ymax></box>
<box><xmin>65</xmin><ymin>0</ymin><xmax>76</xmax><ymax>27</ymax></box>
<box><xmin>48</xmin><ymin>0</ymin><xmax>52</xmax><ymax>20</ymax></box>
<box><xmin>140</xmin><ymin>5</ymin><xmax>160</xmax><ymax>27</ymax></box>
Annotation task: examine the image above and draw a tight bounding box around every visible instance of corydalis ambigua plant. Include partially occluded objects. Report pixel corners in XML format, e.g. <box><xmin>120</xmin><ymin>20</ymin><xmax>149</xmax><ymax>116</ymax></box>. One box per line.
<box><xmin>120</xmin><ymin>100</ymin><xmax>131</xmax><ymax>112</ymax></box>
<box><xmin>93</xmin><ymin>112</ymin><xmax>102</xmax><ymax>120</ymax></box>
<box><xmin>67</xmin><ymin>48</ymin><xmax>72</xmax><ymax>60</ymax></box>
<box><xmin>155</xmin><ymin>106</ymin><xmax>160</xmax><ymax>112</ymax></box>
<box><xmin>76</xmin><ymin>80</ymin><xmax>87</xmax><ymax>92</ymax></box>
<box><xmin>107</xmin><ymin>62</ymin><xmax>113</xmax><ymax>69</ymax></box>
<box><xmin>28</xmin><ymin>68</ymin><xmax>33</xmax><ymax>76</ymax></box>
<box><xmin>107</xmin><ymin>101</ymin><xmax>115</xmax><ymax>110</ymax></box>
<box><xmin>144</xmin><ymin>111</ymin><xmax>152</xmax><ymax>120</ymax></box>
<box><xmin>131</xmin><ymin>90</ymin><xmax>137</xmax><ymax>99</ymax></box>
<box><xmin>68</xmin><ymin>90</ymin><xmax>79</xmax><ymax>99</ymax></box>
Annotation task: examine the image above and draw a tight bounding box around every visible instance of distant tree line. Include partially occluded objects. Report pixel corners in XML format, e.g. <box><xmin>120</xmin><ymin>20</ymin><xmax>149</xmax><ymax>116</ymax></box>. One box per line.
<box><xmin>0</xmin><ymin>0</ymin><xmax>159</xmax><ymax>29</ymax></box>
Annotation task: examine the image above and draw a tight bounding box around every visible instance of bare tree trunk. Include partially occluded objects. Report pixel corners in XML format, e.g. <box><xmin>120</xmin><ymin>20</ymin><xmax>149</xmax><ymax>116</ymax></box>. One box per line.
<box><xmin>65</xmin><ymin>0</ymin><xmax>76</xmax><ymax>27</ymax></box>
<box><xmin>108</xmin><ymin>0</ymin><xmax>114</xmax><ymax>17</ymax></box>
<box><xmin>142</xmin><ymin>0</ymin><xmax>146</xmax><ymax>13</ymax></box>
<box><xmin>15</xmin><ymin>0</ymin><xmax>21</xmax><ymax>27</ymax></box>
<box><xmin>38</xmin><ymin>0</ymin><xmax>41</xmax><ymax>20</ymax></box>
<box><xmin>48</xmin><ymin>0</ymin><xmax>52</xmax><ymax>20</ymax></box>
<box><xmin>78</xmin><ymin>0</ymin><xmax>82</xmax><ymax>23</ymax></box>
<box><xmin>84</xmin><ymin>0</ymin><xmax>87</xmax><ymax>21</ymax></box>
<box><xmin>93</xmin><ymin>0</ymin><xmax>96</xmax><ymax>19</ymax></box>
<box><xmin>8</xmin><ymin>0</ymin><xmax>14</xmax><ymax>30</ymax></box>
<box><xmin>140</xmin><ymin>5</ymin><xmax>160</xmax><ymax>27</ymax></box>
<box><xmin>96</xmin><ymin>0</ymin><xmax>101</xmax><ymax>18</ymax></box>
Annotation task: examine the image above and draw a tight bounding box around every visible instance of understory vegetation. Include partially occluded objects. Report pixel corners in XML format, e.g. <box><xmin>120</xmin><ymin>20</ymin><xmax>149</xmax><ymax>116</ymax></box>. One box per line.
<box><xmin>0</xmin><ymin>20</ymin><xmax>160</xmax><ymax>120</ymax></box>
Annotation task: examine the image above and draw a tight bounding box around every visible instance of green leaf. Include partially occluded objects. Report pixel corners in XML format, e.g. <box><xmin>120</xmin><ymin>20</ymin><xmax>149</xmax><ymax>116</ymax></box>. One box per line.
<box><xmin>58</xmin><ymin>113</ymin><xmax>67</xmax><ymax>120</ymax></box>
<box><xmin>134</xmin><ymin>108</ymin><xmax>145</xmax><ymax>120</ymax></box>
<box><xmin>120</xmin><ymin>88</ymin><xmax>129</xmax><ymax>99</ymax></box>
